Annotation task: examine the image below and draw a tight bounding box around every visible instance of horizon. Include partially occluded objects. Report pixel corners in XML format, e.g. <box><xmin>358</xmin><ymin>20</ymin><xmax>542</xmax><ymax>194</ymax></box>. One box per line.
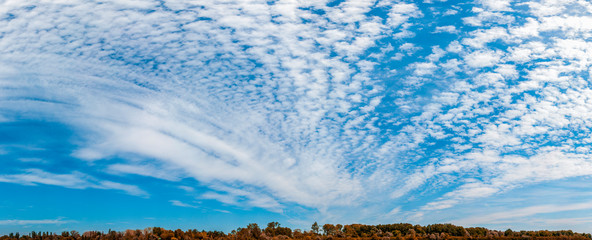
<box><xmin>1</xmin><ymin>0</ymin><xmax>592</xmax><ymax>235</ymax></box>
<box><xmin>0</xmin><ymin>222</ymin><xmax>590</xmax><ymax>236</ymax></box>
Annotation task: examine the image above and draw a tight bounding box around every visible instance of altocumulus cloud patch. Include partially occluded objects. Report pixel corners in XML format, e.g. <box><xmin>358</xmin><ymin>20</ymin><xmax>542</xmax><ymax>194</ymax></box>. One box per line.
<box><xmin>1</xmin><ymin>0</ymin><xmax>592</xmax><ymax>232</ymax></box>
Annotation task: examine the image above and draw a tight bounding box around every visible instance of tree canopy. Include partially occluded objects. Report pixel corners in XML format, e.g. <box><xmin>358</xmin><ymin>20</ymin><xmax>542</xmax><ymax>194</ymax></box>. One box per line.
<box><xmin>1</xmin><ymin>222</ymin><xmax>590</xmax><ymax>240</ymax></box>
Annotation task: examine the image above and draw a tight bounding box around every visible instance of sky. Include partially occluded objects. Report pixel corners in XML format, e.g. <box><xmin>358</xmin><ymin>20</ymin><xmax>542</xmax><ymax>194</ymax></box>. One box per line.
<box><xmin>1</xmin><ymin>0</ymin><xmax>592</xmax><ymax>235</ymax></box>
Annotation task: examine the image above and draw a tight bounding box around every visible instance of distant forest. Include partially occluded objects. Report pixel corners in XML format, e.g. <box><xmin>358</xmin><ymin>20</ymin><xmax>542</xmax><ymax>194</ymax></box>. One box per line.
<box><xmin>2</xmin><ymin>222</ymin><xmax>591</xmax><ymax>240</ymax></box>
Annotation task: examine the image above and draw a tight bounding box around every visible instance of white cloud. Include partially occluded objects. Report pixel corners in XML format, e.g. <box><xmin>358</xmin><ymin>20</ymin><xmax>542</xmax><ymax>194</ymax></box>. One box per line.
<box><xmin>535</xmin><ymin>217</ymin><xmax>592</xmax><ymax>225</ymax></box>
<box><xmin>178</xmin><ymin>186</ymin><xmax>195</xmax><ymax>192</ymax></box>
<box><xmin>509</xmin><ymin>18</ymin><xmax>540</xmax><ymax>39</ymax></box>
<box><xmin>387</xmin><ymin>3</ymin><xmax>422</xmax><ymax>28</ymax></box>
<box><xmin>0</xmin><ymin>169</ymin><xmax>90</xmax><ymax>188</ymax></box>
<box><xmin>443</xmin><ymin>9</ymin><xmax>458</xmax><ymax>16</ymax></box>
<box><xmin>107</xmin><ymin>163</ymin><xmax>184</xmax><ymax>181</ymax></box>
<box><xmin>99</xmin><ymin>181</ymin><xmax>149</xmax><ymax>198</ymax></box>
<box><xmin>17</xmin><ymin>157</ymin><xmax>45</xmax><ymax>163</ymax></box>
<box><xmin>433</xmin><ymin>25</ymin><xmax>458</xmax><ymax>34</ymax></box>
<box><xmin>462</xmin><ymin>10</ymin><xmax>515</xmax><ymax>26</ymax></box>
<box><xmin>380</xmin><ymin>0</ymin><xmax>592</xmax><ymax>217</ymax></box>
<box><xmin>427</xmin><ymin>46</ymin><xmax>447</xmax><ymax>62</ymax></box>
<box><xmin>462</xmin><ymin>27</ymin><xmax>508</xmax><ymax>48</ymax></box>
<box><xmin>463</xmin><ymin>50</ymin><xmax>502</xmax><ymax>68</ymax></box>
<box><xmin>445</xmin><ymin>40</ymin><xmax>463</xmax><ymax>53</ymax></box>
<box><xmin>400</xmin><ymin>42</ymin><xmax>422</xmax><ymax>53</ymax></box>
<box><xmin>526</xmin><ymin>1</ymin><xmax>572</xmax><ymax>17</ymax></box>
<box><xmin>410</xmin><ymin>62</ymin><xmax>437</xmax><ymax>76</ymax></box>
<box><xmin>478</xmin><ymin>0</ymin><xmax>513</xmax><ymax>11</ymax></box>
<box><xmin>169</xmin><ymin>200</ymin><xmax>199</xmax><ymax>208</ymax></box>
<box><xmin>0</xmin><ymin>169</ymin><xmax>148</xmax><ymax>197</ymax></box>
<box><xmin>495</xmin><ymin>64</ymin><xmax>519</xmax><ymax>79</ymax></box>
<box><xmin>422</xmin><ymin>199</ymin><xmax>459</xmax><ymax>211</ymax></box>
<box><xmin>455</xmin><ymin>201</ymin><xmax>592</xmax><ymax>225</ymax></box>
<box><xmin>2</xmin><ymin>0</ymin><xmax>592</xmax><ymax>227</ymax></box>
<box><xmin>0</xmin><ymin>0</ymin><xmax>396</xmax><ymax>213</ymax></box>
<box><xmin>0</xmin><ymin>219</ymin><xmax>69</xmax><ymax>225</ymax></box>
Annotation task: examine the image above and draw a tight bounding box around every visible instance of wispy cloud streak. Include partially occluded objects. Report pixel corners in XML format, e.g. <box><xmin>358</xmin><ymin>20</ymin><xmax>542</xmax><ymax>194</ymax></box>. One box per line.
<box><xmin>0</xmin><ymin>219</ymin><xmax>69</xmax><ymax>226</ymax></box>
<box><xmin>0</xmin><ymin>169</ymin><xmax>148</xmax><ymax>197</ymax></box>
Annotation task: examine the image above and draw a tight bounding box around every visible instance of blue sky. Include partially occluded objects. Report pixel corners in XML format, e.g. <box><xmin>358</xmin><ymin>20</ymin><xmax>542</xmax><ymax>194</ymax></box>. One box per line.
<box><xmin>2</xmin><ymin>0</ymin><xmax>592</xmax><ymax>234</ymax></box>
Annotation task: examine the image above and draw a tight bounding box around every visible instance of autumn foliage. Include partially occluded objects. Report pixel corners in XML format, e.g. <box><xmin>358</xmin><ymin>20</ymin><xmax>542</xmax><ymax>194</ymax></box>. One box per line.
<box><xmin>1</xmin><ymin>222</ymin><xmax>590</xmax><ymax>240</ymax></box>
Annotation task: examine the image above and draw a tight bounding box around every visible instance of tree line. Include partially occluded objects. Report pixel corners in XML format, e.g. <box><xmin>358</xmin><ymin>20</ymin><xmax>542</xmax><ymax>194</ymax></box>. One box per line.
<box><xmin>1</xmin><ymin>222</ymin><xmax>590</xmax><ymax>240</ymax></box>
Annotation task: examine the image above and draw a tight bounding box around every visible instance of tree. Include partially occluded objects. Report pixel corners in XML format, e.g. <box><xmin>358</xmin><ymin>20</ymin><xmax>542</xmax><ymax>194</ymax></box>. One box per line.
<box><xmin>343</xmin><ymin>225</ymin><xmax>358</xmax><ymax>237</ymax></box>
<box><xmin>311</xmin><ymin>222</ymin><xmax>320</xmax><ymax>234</ymax></box>
<box><xmin>265</xmin><ymin>222</ymin><xmax>280</xmax><ymax>236</ymax></box>
<box><xmin>237</xmin><ymin>223</ymin><xmax>263</xmax><ymax>240</ymax></box>
<box><xmin>322</xmin><ymin>224</ymin><xmax>337</xmax><ymax>236</ymax></box>
<box><xmin>173</xmin><ymin>229</ymin><xmax>183</xmax><ymax>240</ymax></box>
